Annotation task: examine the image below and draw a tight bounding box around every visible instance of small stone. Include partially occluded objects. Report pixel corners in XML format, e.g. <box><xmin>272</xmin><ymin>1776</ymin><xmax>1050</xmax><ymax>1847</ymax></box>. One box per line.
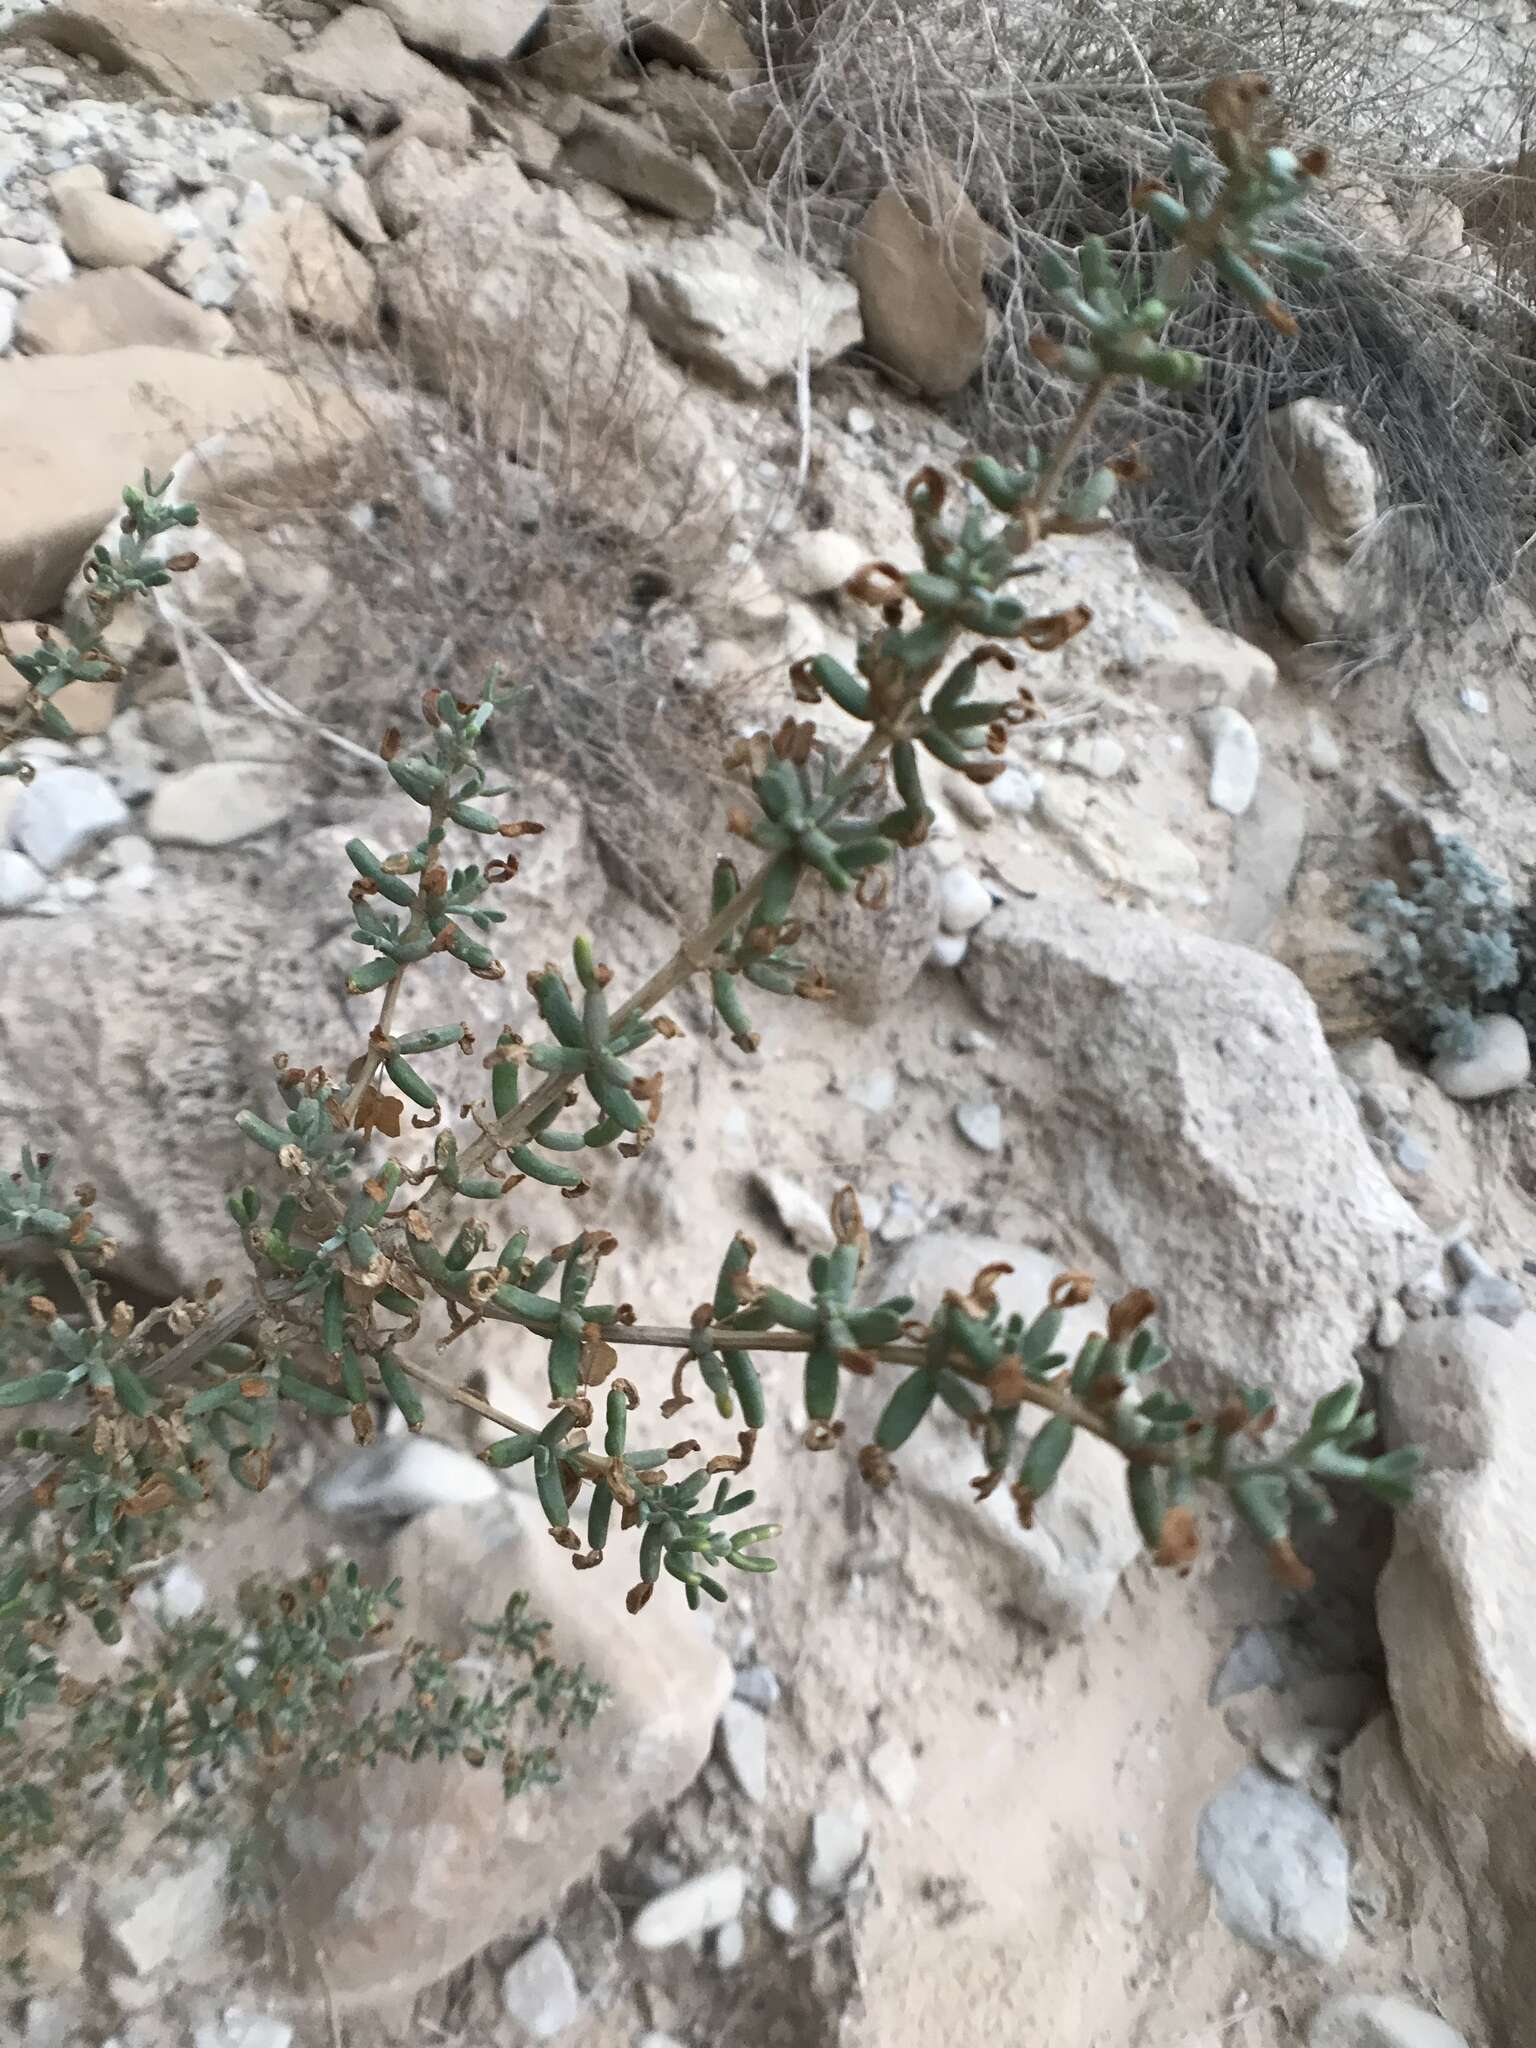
<box><xmin>1196</xmin><ymin>1766</ymin><xmax>1349</xmax><ymax>1963</ymax></box>
<box><xmin>987</xmin><ymin>765</ymin><xmax>1038</xmax><ymax>816</ymax></box>
<box><xmin>1307</xmin><ymin>1992</ymin><xmax>1468</xmax><ymax>2048</ymax></box>
<box><xmin>1446</xmin><ymin>1240</ymin><xmax>1524</xmax><ymax>1328</ymax></box>
<box><xmin>1193</xmin><ymin>705</ymin><xmax>1261</xmax><ymax>817</ymax></box>
<box><xmin>712</xmin><ymin>1919</ymin><xmax>745</xmax><ymax>1970</ymax></box>
<box><xmin>309</xmin><ymin>1438</ymin><xmax>501</xmax><ymax>1519</ymax></box>
<box><xmin>1067</xmin><ymin>733</ymin><xmax>1126</xmax><ymax>780</ymax></box>
<box><xmin>732</xmin><ymin>1663</ymin><xmax>781</xmax><ymax>1711</ymax></box>
<box><xmin>104</xmin><ymin>832</ymin><xmax>154</xmax><ymax>874</ymax></box>
<box><xmin>248</xmin><ymin>93</ymin><xmax>332</xmax><ymax>140</ymax></box>
<box><xmin>1209</xmin><ymin>1624</ymin><xmax>1287</xmax><ymax>1705</ymax></box>
<box><xmin>10</xmin><ymin>766</ymin><xmax>128</xmax><ymax>872</ymax></box>
<box><xmin>1413</xmin><ymin>707</ymin><xmax>1472</xmax><ymax>792</ymax></box>
<box><xmin>716</xmin><ymin>1699</ymin><xmax>768</xmax><ymax>1803</ymax></box>
<box><xmin>939</xmin><ymin>865</ymin><xmax>992</xmax><ymax>934</ymax></box>
<box><xmin>1258</xmin><ymin>1727</ymin><xmax>1325</xmax><ymax>1784</ymax></box>
<box><xmin>778</xmin><ymin>528</ymin><xmax>865</xmax><ymax>597</ymax></box>
<box><xmin>57</xmin><ymin>189</ymin><xmax>175</xmax><ymax>270</ymax></box>
<box><xmin>193</xmin><ymin>2015</ymin><xmax>296</xmax><ymax>2048</ymax></box>
<box><xmin>639</xmin><ymin>2036</ymin><xmax>686</xmax><ymax>2048</ymax></box>
<box><xmin>0</xmin><ymin>285</ymin><xmax>16</xmax><ymax>351</ymax></box>
<box><xmin>326</xmin><ymin>167</ymin><xmax>387</xmax><ymax>247</ymax></box>
<box><xmin>631</xmin><ymin>1866</ymin><xmax>746</xmax><ymax>1950</ymax></box>
<box><xmin>763</xmin><ymin>1884</ymin><xmax>799</xmax><ymax>1934</ymax></box>
<box><xmin>1306</xmin><ymin>717</ymin><xmax>1343</xmax><ymax>776</ymax></box>
<box><xmin>944</xmin><ymin>774</ymin><xmax>994</xmax><ymax>828</ymax></box>
<box><xmin>0</xmin><ymin>849</ymin><xmax>47</xmax><ymax>911</ymax></box>
<box><xmin>807</xmin><ymin>1804</ymin><xmax>868</xmax><ymax>1892</ymax></box>
<box><xmin>1429</xmin><ymin>1012</ymin><xmax>1530</xmax><ymax>1101</ymax></box>
<box><xmin>130</xmin><ymin>1560</ymin><xmax>208</xmax><ymax>1624</ymax></box>
<box><xmin>866</xmin><ymin>1734</ymin><xmax>917</xmax><ymax>1808</ymax></box>
<box><xmin>846</xmin><ymin>404</ymin><xmax>876</xmax><ymax>435</ymax></box>
<box><xmin>1374</xmin><ymin>1298</ymin><xmax>1407</xmax><ymax>1349</ymax></box>
<box><xmin>753</xmin><ymin>1168</ymin><xmax>836</xmax><ymax>1252</ymax></box>
<box><xmin>929</xmin><ymin>932</ymin><xmax>967</xmax><ymax>969</ymax></box>
<box><xmin>845</xmin><ymin>1067</ymin><xmax>896</xmax><ymax>1115</ymax></box>
<box><xmin>101</xmin><ymin>1841</ymin><xmax>228</xmax><ymax>1977</ymax></box>
<box><xmin>1458</xmin><ymin>686</ymin><xmax>1489</xmax><ymax>716</ymax></box>
<box><xmin>954</xmin><ymin>1099</ymin><xmax>1002</xmax><ymax>1153</ymax></box>
<box><xmin>145</xmin><ymin>761</ymin><xmax>297</xmax><ymax>847</ymax></box>
<box><xmin>500</xmin><ymin>1935</ymin><xmax>580</xmax><ymax>2041</ymax></box>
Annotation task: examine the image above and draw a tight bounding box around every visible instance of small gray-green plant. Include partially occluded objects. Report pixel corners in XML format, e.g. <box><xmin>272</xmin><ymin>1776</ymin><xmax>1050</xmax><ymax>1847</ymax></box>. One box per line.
<box><xmin>1356</xmin><ymin>837</ymin><xmax>1522</xmax><ymax>1059</ymax></box>
<box><xmin>0</xmin><ymin>75</ymin><xmax>1421</xmax><ymax>1969</ymax></box>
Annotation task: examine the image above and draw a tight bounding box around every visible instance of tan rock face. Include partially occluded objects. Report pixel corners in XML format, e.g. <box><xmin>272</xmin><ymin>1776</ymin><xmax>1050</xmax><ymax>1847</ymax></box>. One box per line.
<box><xmin>1254</xmin><ymin>398</ymin><xmax>1392</xmax><ymax>645</ymax></box>
<box><xmin>234</xmin><ymin>201</ymin><xmax>380</xmax><ymax>339</ymax></box>
<box><xmin>16</xmin><ymin>268</ymin><xmax>231</xmax><ymax>356</ymax></box>
<box><xmin>0</xmin><ymin>348</ymin><xmax>369</xmax><ymax>618</ymax></box>
<box><xmin>56</xmin><ymin>188</ymin><xmax>176</xmax><ymax>270</ymax></box>
<box><xmin>850</xmin><ymin>166</ymin><xmax>993</xmax><ymax>397</ymax></box>
<box><xmin>1378</xmin><ymin>1312</ymin><xmax>1536</xmax><ymax>2045</ymax></box>
<box><xmin>278</xmin><ymin>6</ymin><xmax>476</xmax><ymax>133</ymax></box>
<box><xmin>382</xmin><ymin>159</ymin><xmax>739</xmax><ymax>551</ymax></box>
<box><xmin>630</xmin><ymin>228</ymin><xmax>860</xmax><ymax>392</ymax></box>
<box><xmin>560</xmin><ymin>103</ymin><xmax>717</xmax><ymax>222</ymax></box>
<box><xmin>28</xmin><ymin>0</ymin><xmax>290</xmax><ymax>103</ymax></box>
<box><xmin>628</xmin><ymin>0</ymin><xmax>757</xmax><ymax>83</ymax></box>
<box><xmin>372</xmin><ymin>0</ymin><xmax>545</xmax><ymax>63</ymax></box>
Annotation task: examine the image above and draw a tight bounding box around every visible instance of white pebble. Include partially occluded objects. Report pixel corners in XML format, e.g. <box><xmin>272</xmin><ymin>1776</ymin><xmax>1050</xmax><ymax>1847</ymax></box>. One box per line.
<box><xmin>631</xmin><ymin>1866</ymin><xmax>746</xmax><ymax>1950</ymax></box>
<box><xmin>1193</xmin><ymin>705</ymin><xmax>1261</xmax><ymax>817</ymax></box>
<box><xmin>713</xmin><ymin>1919</ymin><xmax>745</xmax><ymax>1970</ymax></box>
<box><xmin>308</xmin><ymin>1439</ymin><xmax>499</xmax><ymax>1519</ymax></box>
<box><xmin>939</xmin><ymin>866</ymin><xmax>992</xmax><ymax>934</ymax></box>
<box><xmin>929</xmin><ymin>932</ymin><xmax>967</xmax><ymax>970</ymax></box>
<box><xmin>807</xmin><ymin>1804</ymin><xmax>869</xmax><ymax>1892</ymax></box>
<box><xmin>500</xmin><ymin>1935</ymin><xmax>580</xmax><ymax>2041</ymax></box>
<box><xmin>764</xmin><ymin>1884</ymin><xmax>799</xmax><ymax>1934</ymax></box>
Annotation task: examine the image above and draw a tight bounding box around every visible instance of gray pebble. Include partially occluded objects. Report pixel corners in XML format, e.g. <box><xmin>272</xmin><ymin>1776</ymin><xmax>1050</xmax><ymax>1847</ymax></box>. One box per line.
<box><xmin>715</xmin><ymin>1699</ymin><xmax>768</xmax><ymax>1804</ymax></box>
<box><xmin>732</xmin><ymin>1663</ymin><xmax>781</xmax><ymax>1712</ymax></box>
<box><xmin>807</xmin><ymin>1804</ymin><xmax>868</xmax><ymax>1893</ymax></box>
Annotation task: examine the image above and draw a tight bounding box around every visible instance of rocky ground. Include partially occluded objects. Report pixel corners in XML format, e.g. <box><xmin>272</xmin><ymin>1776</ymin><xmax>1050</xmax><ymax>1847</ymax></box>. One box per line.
<box><xmin>3</xmin><ymin>2</ymin><xmax>1536</xmax><ymax>2047</ymax></box>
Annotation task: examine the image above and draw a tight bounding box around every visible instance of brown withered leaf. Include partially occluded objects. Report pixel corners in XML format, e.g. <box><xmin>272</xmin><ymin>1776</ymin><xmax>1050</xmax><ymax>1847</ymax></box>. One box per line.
<box><xmin>1154</xmin><ymin>1506</ymin><xmax>1200</xmax><ymax>1570</ymax></box>
<box><xmin>354</xmin><ymin>1087</ymin><xmax>403</xmax><ymax>1139</ymax></box>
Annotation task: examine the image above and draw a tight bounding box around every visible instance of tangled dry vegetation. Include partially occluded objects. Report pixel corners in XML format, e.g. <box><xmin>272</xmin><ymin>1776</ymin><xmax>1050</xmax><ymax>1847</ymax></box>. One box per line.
<box><xmin>753</xmin><ymin>0</ymin><xmax>1536</xmax><ymax>652</ymax></box>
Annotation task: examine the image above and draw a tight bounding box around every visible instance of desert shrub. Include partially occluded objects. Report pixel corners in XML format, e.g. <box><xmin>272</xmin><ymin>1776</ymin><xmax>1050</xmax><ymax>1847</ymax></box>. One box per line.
<box><xmin>0</xmin><ymin>79</ymin><xmax>1420</xmax><ymax>1972</ymax></box>
<box><xmin>753</xmin><ymin>0</ymin><xmax>1536</xmax><ymax>651</ymax></box>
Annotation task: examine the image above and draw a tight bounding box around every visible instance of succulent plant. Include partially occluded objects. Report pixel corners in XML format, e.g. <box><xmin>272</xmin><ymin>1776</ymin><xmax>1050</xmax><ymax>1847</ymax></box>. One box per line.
<box><xmin>0</xmin><ymin>75</ymin><xmax>1419</xmax><ymax>1962</ymax></box>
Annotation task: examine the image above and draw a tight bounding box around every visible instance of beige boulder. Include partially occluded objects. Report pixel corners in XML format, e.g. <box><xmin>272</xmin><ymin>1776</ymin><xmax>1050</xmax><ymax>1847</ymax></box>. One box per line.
<box><xmin>1378</xmin><ymin>1311</ymin><xmax>1536</xmax><ymax>2044</ymax></box>
<box><xmin>272</xmin><ymin>1496</ymin><xmax>730</xmax><ymax>2005</ymax></box>
<box><xmin>234</xmin><ymin>202</ymin><xmax>379</xmax><ymax>339</ymax></box>
<box><xmin>630</xmin><ymin>228</ymin><xmax>860</xmax><ymax>391</ymax></box>
<box><xmin>0</xmin><ymin>348</ymin><xmax>368</xmax><ymax>618</ymax></box>
<box><xmin>15</xmin><ymin>268</ymin><xmax>231</xmax><ymax>356</ymax></box>
<box><xmin>368</xmin><ymin>136</ymin><xmax>452</xmax><ymax>238</ymax></box>
<box><xmin>850</xmin><ymin>160</ymin><xmax>995</xmax><ymax>396</ymax></box>
<box><xmin>56</xmin><ymin>188</ymin><xmax>176</xmax><ymax>270</ymax></box>
<box><xmin>628</xmin><ymin>0</ymin><xmax>755</xmax><ymax>82</ymax></box>
<box><xmin>959</xmin><ymin>896</ymin><xmax>1430</xmax><ymax>1421</ymax></box>
<box><xmin>27</xmin><ymin>0</ymin><xmax>289</xmax><ymax>102</ymax></box>
<box><xmin>525</xmin><ymin>0</ymin><xmax>614</xmax><ymax>89</ymax></box>
<box><xmin>560</xmin><ymin>103</ymin><xmax>716</xmax><ymax>221</ymax></box>
<box><xmin>279</xmin><ymin>6</ymin><xmax>476</xmax><ymax>134</ymax></box>
<box><xmin>372</xmin><ymin>0</ymin><xmax>545</xmax><ymax>62</ymax></box>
